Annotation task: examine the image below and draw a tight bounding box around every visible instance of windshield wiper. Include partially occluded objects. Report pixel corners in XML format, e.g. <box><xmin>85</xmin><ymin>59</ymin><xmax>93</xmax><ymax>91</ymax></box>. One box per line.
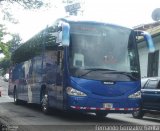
<box><xmin>77</xmin><ymin>68</ymin><xmax>138</xmax><ymax>80</ymax></box>
<box><xmin>78</xmin><ymin>68</ymin><xmax>115</xmax><ymax>77</ymax></box>
<box><xmin>121</xmin><ymin>72</ymin><xmax>139</xmax><ymax>80</ymax></box>
<box><xmin>103</xmin><ymin>71</ymin><xmax>138</xmax><ymax>80</ymax></box>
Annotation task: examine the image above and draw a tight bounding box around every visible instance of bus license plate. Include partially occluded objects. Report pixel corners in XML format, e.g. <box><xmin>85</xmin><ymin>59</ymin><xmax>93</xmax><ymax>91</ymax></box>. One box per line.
<box><xmin>103</xmin><ymin>103</ymin><xmax>113</xmax><ymax>108</ymax></box>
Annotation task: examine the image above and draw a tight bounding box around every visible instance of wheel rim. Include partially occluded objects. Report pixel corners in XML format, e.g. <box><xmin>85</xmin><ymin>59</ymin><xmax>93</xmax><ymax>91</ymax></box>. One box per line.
<box><xmin>133</xmin><ymin>110</ymin><xmax>140</xmax><ymax>116</ymax></box>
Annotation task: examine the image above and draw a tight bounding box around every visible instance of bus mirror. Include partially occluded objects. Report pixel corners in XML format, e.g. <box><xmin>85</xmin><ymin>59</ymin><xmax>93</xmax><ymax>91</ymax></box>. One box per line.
<box><xmin>61</xmin><ymin>22</ymin><xmax>70</xmax><ymax>47</ymax></box>
<box><xmin>136</xmin><ymin>30</ymin><xmax>155</xmax><ymax>53</ymax></box>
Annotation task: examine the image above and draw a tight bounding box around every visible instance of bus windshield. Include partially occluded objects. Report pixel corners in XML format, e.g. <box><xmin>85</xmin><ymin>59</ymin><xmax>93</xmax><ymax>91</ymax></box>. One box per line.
<box><xmin>69</xmin><ymin>23</ymin><xmax>140</xmax><ymax>81</ymax></box>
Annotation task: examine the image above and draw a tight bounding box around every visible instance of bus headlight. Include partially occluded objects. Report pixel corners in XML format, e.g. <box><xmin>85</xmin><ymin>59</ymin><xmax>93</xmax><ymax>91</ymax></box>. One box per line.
<box><xmin>66</xmin><ymin>87</ymin><xmax>87</xmax><ymax>96</ymax></box>
<box><xmin>128</xmin><ymin>91</ymin><xmax>141</xmax><ymax>98</ymax></box>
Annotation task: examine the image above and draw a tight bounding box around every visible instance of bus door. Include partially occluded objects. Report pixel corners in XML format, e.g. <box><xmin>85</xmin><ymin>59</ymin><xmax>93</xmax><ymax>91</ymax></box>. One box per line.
<box><xmin>55</xmin><ymin>50</ymin><xmax>64</xmax><ymax>109</ymax></box>
<box><xmin>22</xmin><ymin>62</ymin><xmax>28</xmax><ymax>102</ymax></box>
<box><xmin>18</xmin><ymin>64</ymin><xmax>27</xmax><ymax>101</ymax></box>
<box><xmin>24</xmin><ymin>60</ymin><xmax>34</xmax><ymax>103</ymax></box>
<box><xmin>44</xmin><ymin>50</ymin><xmax>58</xmax><ymax>106</ymax></box>
<box><xmin>45</xmin><ymin>49</ymin><xmax>64</xmax><ymax>109</ymax></box>
<box><xmin>31</xmin><ymin>57</ymin><xmax>43</xmax><ymax>103</ymax></box>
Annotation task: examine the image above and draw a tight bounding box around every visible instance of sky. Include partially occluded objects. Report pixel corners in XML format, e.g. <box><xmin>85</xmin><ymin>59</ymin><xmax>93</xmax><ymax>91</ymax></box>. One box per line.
<box><xmin>84</xmin><ymin>0</ymin><xmax>160</xmax><ymax>27</ymax></box>
<box><xmin>1</xmin><ymin>0</ymin><xmax>160</xmax><ymax>42</ymax></box>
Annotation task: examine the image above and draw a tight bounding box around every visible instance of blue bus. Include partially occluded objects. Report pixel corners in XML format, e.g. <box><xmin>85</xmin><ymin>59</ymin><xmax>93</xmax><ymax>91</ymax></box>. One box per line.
<box><xmin>8</xmin><ymin>17</ymin><xmax>155</xmax><ymax>117</ymax></box>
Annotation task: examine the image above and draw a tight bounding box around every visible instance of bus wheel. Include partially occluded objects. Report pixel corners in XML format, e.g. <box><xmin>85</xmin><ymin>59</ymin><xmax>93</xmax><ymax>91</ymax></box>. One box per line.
<box><xmin>41</xmin><ymin>90</ymin><xmax>50</xmax><ymax>114</ymax></box>
<box><xmin>132</xmin><ymin>109</ymin><xmax>144</xmax><ymax>119</ymax></box>
<box><xmin>96</xmin><ymin>112</ymin><xmax>108</xmax><ymax>118</ymax></box>
<box><xmin>13</xmin><ymin>88</ymin><xmax>20</xmax><ymax>104</ymax></box>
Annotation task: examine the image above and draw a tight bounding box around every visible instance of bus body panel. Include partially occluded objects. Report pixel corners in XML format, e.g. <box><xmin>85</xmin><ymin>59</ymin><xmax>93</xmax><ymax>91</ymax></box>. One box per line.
<box><xmin>70</xmin><ymin>77</ymin><xmax>140</xmax><ymax>97</ymax></box>
<box><xmin>64</xmin><ymin>76</ymin><xmax>140</xmax><ymax>113</ymax></box>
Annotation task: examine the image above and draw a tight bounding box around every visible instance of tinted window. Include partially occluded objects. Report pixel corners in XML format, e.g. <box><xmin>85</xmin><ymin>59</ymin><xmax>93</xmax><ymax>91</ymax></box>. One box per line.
<box><xmin>144</xmin><ymin>80</ymin><xmax>158</xmax><ymax>89</ymax></box>
<box><xmin>157</xmin><ymin>81</ymin><xmax>160</xmax><ymax>89</ymax></box>
<box><xmin>70</xmin><ymin>23</ymin><xmax>139</xmax><ymax>73</ymax></box>
<box><xmin>69</xmin><ymin>23</ymin><xmax>140</xmax><ymax>81</ymax></box>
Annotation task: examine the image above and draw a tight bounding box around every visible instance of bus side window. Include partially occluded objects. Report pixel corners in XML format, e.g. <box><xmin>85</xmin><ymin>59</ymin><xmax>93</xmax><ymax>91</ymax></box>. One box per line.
<box><xmin>19</xmin><ymin>67</ymin><xmax>25</xmax><ymax>79</ymax></box>
<box><xmin>56</xmin><ymin>50</ymin><xmax>63</xmax><ymax>85</ymax></box>
<box><xmin>12</xmin><ymin>68</ymin><xmax>18</xmax><ymax>80</ymax></box>
<box><xmin>44</xmin><ymin>51</ymin><xmax>57</xmax><ymax>84</ymax></box>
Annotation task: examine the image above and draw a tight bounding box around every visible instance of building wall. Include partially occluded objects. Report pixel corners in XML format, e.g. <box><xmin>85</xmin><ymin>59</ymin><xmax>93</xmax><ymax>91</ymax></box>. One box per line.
<box><xmin>138</xmin><ymin>43</ymin><xmax>148</xmax><ymax>77</ymax></box>
<box><xmin>138</xmin><ymin>34</ymin><xmax>160</xmax><ymax>77</ymax></box>
<box><xmin>156</xmin><ymin>40</ymin><xmax>160</xmax><ymax>76</ymax></box>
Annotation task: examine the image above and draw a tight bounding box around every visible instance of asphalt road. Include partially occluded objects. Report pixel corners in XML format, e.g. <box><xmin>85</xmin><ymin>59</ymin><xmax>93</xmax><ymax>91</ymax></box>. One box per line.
<box><xmin>0</xmin><ymin>78</ymin><xmax>159</xmax><ymax>131</ymax></box>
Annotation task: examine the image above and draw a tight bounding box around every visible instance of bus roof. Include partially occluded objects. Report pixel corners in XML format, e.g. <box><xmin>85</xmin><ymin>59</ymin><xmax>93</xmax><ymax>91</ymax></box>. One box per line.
<box><xmin>59</xmin><ymin>16</ymin><xmax>133</xmax><ymax>30</ymax></box>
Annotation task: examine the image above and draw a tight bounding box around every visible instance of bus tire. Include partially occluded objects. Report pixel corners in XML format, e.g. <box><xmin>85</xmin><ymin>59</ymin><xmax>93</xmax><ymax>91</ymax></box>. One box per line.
<box><xmin>96</xmin><ymin>112</ymin><xmax>108</xmax><ymax>118</ymax></box>
<box><xmin>13</xmin><ymin>88</ymin><xmax>20</xmax><ymax>105</ymax></box>
<box><xmin>41</xmin><ymin>89</ymin><xmax>50</xmax><ymax>114</ymax></box>
<box><xmin>132</xmin><ymin>109</ymin><xmax>144</xmax><ymax>119</ymax></box>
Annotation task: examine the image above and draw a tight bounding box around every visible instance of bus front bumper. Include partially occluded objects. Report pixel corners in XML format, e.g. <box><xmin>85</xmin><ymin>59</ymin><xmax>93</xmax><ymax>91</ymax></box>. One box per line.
<box><xmin>66</xmin><ymin>96</ymin><xmax>140</xmax><ymax>113</ymax></box>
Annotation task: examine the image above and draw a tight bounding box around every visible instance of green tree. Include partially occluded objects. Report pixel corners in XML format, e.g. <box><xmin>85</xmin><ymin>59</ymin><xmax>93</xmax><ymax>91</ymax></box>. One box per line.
<box><xmin>0</xmin><ymin>24</ymin><xmax>6</xmax><ymax>41</ymax></box>
<box><xmin>0</xmin><ymin>34</ymin><xmax>21</xmax><ymax>75</ymax></box>
<box><xmin>0</xmin><ymin>0</ymin><xmax>52</xmax><ymax>24</ymax></box>
<box><xmin>0</xmin><ymin>0</ymin><xmax>48</xmax><ymax>9</ymax></box>
<box><xmin>0</xmin><ymin>0</ymin><xmax>62</xmax><ymax>75</ymax></box>
<box><xmin>0</xmin><ymin>0</ymin><xmax>51</xmax><ymax>75</ymax></box>
<box><xmin>0</xmin><ymin>24</ymin><xmax>11</xmax><ymax>75</ymax></box>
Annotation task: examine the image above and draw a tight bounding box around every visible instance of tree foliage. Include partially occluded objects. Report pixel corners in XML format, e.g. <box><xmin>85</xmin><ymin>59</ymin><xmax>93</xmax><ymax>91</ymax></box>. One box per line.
<box><xmin>0</xmin><ymin>57</ymin><xmax>11</xmax><ymax>75</ymax></box>
<box><xmin>0</xmin><ymin>0</ymin><xmax>51</xmax><ymax>74</ymax></box>
<box><xmin>0</xmin><ymin>24</ymin><xmax>21</xmax><ymax>74</ymax></box>
<box><xmin>0</xmin><ymin>0</ymin><xmax>48</xmax><ymax>9</ymax></box>
<box><xmin>0</xmin><ymin>0</ymin><xmax>53</xmax><ymax>25</ymax></box>
<box><xmin>0</xmin><ymin>0</ymin><xmax>59</xmax><ymax>74</ymax></box>
<box><xmin>0</xmin><ymin>24</ymin><xmax>6</xmax><ymax>41</ymax></box>
<box><xmin>0</xmin><ymin>24</ymin><xmax>10</xmax><ymax>74</ymax></box>
<box><xmin>0</xmin><ymin>34</ymin><xmax>20</xmax><ymax>75</ymax></box>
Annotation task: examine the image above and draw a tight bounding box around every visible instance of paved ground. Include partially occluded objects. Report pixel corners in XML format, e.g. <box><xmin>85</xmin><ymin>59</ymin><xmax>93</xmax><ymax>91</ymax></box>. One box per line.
<box><xmin>0</xmin><ymin>77</ymin><xmax>159</xmax><ymax>131</ymax></box>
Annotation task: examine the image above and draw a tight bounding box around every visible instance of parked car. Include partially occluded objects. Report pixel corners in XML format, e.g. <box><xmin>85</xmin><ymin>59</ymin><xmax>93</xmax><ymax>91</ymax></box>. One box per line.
<box><xmin>132</xmin><ymin>77</ymin><xmax>160</xmax><ymax>118</ymax></box>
